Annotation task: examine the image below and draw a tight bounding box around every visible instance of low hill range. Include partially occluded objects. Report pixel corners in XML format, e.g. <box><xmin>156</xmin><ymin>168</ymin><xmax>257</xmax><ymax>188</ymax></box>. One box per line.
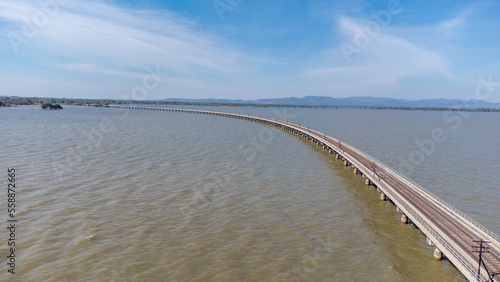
<box><xmin>1</xmin><ymin>95</ymin><xmax>499</xmax><ymax>109</ymax></box>
<box><xmin>161</xmin><ymin>96</ymin><xmax>500</xmax><ymax>109</ymax></box>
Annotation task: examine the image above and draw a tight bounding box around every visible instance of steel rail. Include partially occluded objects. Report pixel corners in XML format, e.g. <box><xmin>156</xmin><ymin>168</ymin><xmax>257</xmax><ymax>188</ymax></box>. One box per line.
<box><xmin>108</xmin><ymin>105</ymin><xmax>500</xmax><ymax>281</ymax></box>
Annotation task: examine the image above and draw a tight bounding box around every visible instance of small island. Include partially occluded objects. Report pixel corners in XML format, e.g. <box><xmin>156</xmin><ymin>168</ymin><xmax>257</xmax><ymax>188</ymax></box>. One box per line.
<box><xmin>41</xmin><ymin>103</ymin><xmax>63</xmax><ymax>110</ymax></box>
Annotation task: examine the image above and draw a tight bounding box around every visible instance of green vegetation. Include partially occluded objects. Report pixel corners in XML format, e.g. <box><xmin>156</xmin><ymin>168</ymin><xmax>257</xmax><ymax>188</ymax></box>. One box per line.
<box><xmin>0</xmin><ymin>96</ymin><xmax>38</xmax><ymax>107</ymax></box>
<box><xmin>41</xmin><ymin>103</ymin><xmax>63</xmax><ymax>110</ymax></box>
<box><xmin>0</xmin><ymin>96</ymin><xmax>498</xmax><ymax>112</ymax></box>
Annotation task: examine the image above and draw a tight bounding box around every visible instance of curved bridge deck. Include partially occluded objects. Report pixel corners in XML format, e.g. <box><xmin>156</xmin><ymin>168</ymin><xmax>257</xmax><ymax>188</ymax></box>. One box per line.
<box><xmin>108</xmin><ymin>105</ymin><xmax>500</xmax><ymax>281</ymax></box>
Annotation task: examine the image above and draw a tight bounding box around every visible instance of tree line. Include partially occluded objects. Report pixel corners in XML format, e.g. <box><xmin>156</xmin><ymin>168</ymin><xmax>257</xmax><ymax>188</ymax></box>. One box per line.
<box><xmin>1</xmin><ymin>96</ymin><xmax>498</xmax><ymax>112</ymax></box>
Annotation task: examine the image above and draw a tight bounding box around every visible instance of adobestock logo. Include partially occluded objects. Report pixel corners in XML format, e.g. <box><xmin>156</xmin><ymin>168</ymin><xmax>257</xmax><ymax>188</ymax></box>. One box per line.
<box><xmin>212</xmin><ymin>0</ymin><xmax>243</xmax><ymax>21</ymax></box>
<box><xmin>397</xmin><ymin>74</ymin><xmax>499</xmax><ymax>176</ymax></box>
<box><xmin>8</xmin><ymin>0</ymin><xmax>71</xmax><ymax>53</ymax></box>
<box><xmin>340</xmin><ymin>0</ymin><xmax>403</xmax><ymax>63</ymax></box>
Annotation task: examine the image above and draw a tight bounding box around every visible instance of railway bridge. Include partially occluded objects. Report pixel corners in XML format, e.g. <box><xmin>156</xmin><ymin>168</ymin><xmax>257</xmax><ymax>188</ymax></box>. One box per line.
<box><xmin>107</xmin><ymin>105</ymin><xmax>500</xmax><ymax>281</ymax></box>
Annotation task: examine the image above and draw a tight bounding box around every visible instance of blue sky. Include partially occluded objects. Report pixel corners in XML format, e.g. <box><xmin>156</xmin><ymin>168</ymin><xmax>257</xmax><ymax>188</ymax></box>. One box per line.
<box><xmin>1</xmin><ymin>0</ymin><xmax>499</xmax><ymax>101</ymax></box>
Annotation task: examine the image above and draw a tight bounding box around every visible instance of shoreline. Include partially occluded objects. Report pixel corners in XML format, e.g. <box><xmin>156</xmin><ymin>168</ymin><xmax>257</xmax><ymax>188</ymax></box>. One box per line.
<box><xmin>1</xmin><ymin>96</ymin><xmax>499</xmax><ymax>112</ymax></box>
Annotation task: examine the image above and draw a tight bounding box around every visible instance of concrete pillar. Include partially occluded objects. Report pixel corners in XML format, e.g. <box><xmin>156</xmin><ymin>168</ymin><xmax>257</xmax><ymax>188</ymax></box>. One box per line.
<box><xmin>365</xmin><ymin>179</ymin><xmax>372</xmax><ymax>186</ymax></box>
<box><xmin>401</xmin><ymin>214</ymin><xmax>408</xmax><ymax>224</ymax></box>
<box><xmin>426</xmin><ymin>237</ymin><xmax>434</xmax><ymax>246</ymax></box>
<box><xmin>353</xmin><ymin>168</ymin><xmax>359</xmax><ymax>174</ymax></box>
<box><xmin>344</xmin><ymin>160</ymin><xmax>349</xmax><ymax>166</ymax></box>
<box><xmin>336</xmin><ymin>154</ymin><xmax>341</xmax><ymax>159</ymax></box>
<box><xmin>433</xmin><ymin>248</ymin><xmax>443</xmax><ymax>260</ymax></box>
<box><xmin>380</xmin><ymin>193</ymin><xmax>386</xmax><ymax>201</ymax></box>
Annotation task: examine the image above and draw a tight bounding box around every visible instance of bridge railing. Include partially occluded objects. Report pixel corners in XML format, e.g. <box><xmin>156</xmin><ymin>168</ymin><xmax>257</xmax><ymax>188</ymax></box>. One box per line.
<box><xmin>302</xmin><ymin>129</ymin><xmax>486</xmax><ymax>282</ymax></box>
<box><xmin>374</xmin><ymin>175</ymin><xmax>485</xmax><ymax>282</ymax></box>
<box><xmin>110</xmin><ymin>106</ymin><xmax>499</xmax><ymax>245</ymax></box>
<box><xmin>336</xmin><ymin>141</ymin><xmax>500</xmax><ymax>244</ymax></box>
<box><xmin>111</xmin><ymin>106</ymin><xmax>492</xmax><ymax>280</ymax></box>
<box><xmin>288</xmin><ymin>122</ymin><xmax>500</xmax><ymax>243</ymax></box>
<box><xmin>385</xmin><ymin>167</ymin><xmax>500</xmax><ymax>242</ymax></box>
<box><xmin>249</xmin><ymin>117</ymin><xmax>498</xmax><ymax>242</ymax></box>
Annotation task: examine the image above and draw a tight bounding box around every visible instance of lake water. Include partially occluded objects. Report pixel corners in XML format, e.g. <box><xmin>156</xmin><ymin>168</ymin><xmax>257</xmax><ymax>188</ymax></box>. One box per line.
<box><xmin>1</xmin><ymin>105</ymin><xmax>498</xmax><ymax>281</ymax></box>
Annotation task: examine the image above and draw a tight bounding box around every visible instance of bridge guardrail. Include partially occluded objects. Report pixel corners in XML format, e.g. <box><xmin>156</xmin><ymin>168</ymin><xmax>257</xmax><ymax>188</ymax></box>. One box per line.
<box><xmin>111</xmin><ymin>105</ymin><xmax>496</xmax><ymax>281</ymax></box>
<box><xmin>338</xmin><ymin>142</ymin><xmax>500</xmax><ymax>244</ymax></box>
<box><xmin>272</xmin><ymin>120</ymin><xmax>490</xmax><ymax>281</ymax></box>
<box><xmin>288</xmin><ymin>122</ymin><xmax>500</xmax><ymax>244</ymax></box>
<box><xmin>165</xmin><ymin>108</ymin><xmax>499</xmax><ymax>243</ymax></box>
<box><xmin>304</xmin><ymin>130</ymin><xmax>485</xmax><ymax>282</ymax></box>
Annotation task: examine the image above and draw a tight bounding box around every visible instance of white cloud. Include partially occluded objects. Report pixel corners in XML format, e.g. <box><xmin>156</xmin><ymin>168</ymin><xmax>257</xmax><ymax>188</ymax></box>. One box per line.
<box><xmin>0</xmin><ymin>1</ymin><xmax>40</xmax><ymax>22</ymax></box>
<box><xmin>302</xmin><ymin>15</ymin><xmax>452</xmax><ymax>96</ymax></box>
<box><xmin>0</xmin><ymin>0</ymin><xmax>252</xmax><ymax>98</ymax></box>
<box><xmin>436</xmin><ymin>10</ymin><xmax>472</xmax><ymax>39</ymax></box>
<box><xmin>1</xmin><ymin>1</ymin><xmax>497</xmax><ymax>101</ymax></box>
<box><xmin>50</xmin><ymin>2</ymin><xmax>242</xmax><ymax>74</ymax></box>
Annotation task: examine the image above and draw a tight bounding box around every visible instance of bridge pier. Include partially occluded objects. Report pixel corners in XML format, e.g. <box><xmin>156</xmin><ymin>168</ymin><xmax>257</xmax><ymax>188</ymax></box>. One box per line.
<box><xmin>401</xmin><ymin>214</ymin><xmax>408</xmax><ymax>224</ymax></box>
<box><xmin>110</xmin><ymin>105</ymin><xmax>500</xmax><ymax>280</ymax></box>
<box><xmin>336</xmin><ymin>154</ymin><xmax>341</xmax><ymax>159</ymax></box>
<box><xmin>433</xmin><ymin>248</ymin><xmax>443</xmax><ymax>260</ymax></box>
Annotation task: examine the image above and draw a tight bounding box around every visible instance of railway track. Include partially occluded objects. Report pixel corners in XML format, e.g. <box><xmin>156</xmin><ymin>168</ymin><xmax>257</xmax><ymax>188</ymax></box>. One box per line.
<box><xmin>287</xmin><ymin>125</ymin><xmax>500</xmax><ymax>281</ymax></box>
<box><xmin>108</xmin><ymin>105</ymin><xmax>500</xmax><ymax>281</ymax></box>
<box><xmin>295</xmin><ymin>127</ymin><xmax>500</xmax><ymax>281</ymax></box>
<box><xmin>338</xmin><ymin>139</ymin><xmax>500</xmax><ymax>278</ymax></box>
<box><xmin>253</xmin><ymin>117</ymin><xmax>500</xmax><ymax>281</ymax></box>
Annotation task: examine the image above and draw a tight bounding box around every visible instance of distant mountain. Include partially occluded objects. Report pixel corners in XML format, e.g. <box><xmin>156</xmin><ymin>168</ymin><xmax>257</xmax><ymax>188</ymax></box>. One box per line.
<box><xmin>161</xmin><ymin>96</ymin><xmax>500</xmax><ymax>109</ymax></box>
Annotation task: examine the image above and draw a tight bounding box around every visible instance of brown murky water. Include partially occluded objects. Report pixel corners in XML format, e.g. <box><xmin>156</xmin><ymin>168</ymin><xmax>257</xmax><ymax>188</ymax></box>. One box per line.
<box><xmin>1</xmin><ymin>105</ymin><xmax>498</xmax><ymax>281</ymax></box>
